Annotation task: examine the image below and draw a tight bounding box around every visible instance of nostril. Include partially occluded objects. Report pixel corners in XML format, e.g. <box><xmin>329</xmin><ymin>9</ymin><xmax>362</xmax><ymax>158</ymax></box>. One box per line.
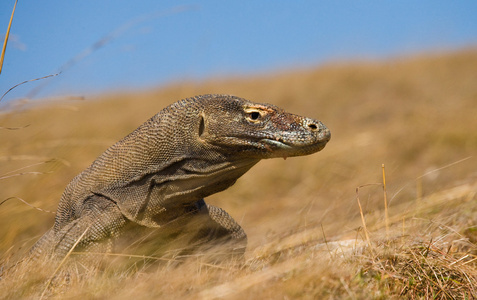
<box><xmin>308</xmin><ymin>123</ymin><xmax>318</xmax><ymax>131</ymax></box>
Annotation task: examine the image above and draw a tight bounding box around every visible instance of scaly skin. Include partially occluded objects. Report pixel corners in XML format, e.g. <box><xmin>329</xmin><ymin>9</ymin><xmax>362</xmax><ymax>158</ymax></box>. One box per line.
<box><xmin>29</xmin><ymin>94</ymin><xmax>331</xmax><ymax>260</ymax></box>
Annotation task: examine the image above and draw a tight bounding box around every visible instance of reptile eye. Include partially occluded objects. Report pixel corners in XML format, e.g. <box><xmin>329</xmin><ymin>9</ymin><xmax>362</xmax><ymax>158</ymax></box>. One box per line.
<box><xmin>249</xmin><ymin>112</ymin><xmax>260</xmax><ymax>120</ymax></box>
<box><xmin>244</xmin><ymin>108</ymin><xmax>264</xmax><ymax>123</ymax></box>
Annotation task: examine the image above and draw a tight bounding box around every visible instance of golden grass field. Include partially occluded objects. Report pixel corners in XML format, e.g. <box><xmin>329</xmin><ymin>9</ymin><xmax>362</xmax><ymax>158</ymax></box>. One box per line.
<box><xmin>1</xmin><ymin>48</ymin><xmax>477</xmax><ymax>299</ymax></box>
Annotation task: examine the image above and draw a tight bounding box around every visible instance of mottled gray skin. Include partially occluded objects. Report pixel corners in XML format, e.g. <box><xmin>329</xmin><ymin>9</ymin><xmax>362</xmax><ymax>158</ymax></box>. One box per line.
<box><xmin>30</xmin><ymin>94</ymin><xmax>330</xmax><ymax>260</ymax></box>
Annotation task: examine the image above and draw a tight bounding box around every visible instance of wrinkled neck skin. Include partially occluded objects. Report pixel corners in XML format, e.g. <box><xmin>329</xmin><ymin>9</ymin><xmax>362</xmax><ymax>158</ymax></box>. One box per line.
<box><xmin>161</xmin><ymin>155</ymin><xmax>260</xmax><ymax>207</ymax></box>
<box><xmin>162</xmin><ymin>143</ymin><xmax>261</xmax><ymax>205</ymax></box>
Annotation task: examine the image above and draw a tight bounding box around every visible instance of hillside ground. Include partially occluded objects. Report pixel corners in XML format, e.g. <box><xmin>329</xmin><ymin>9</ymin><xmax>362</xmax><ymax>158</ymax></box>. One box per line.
<box><xmin>1</xmin><ymin>48</ymin><xmax>477</xmax><ymax>299</ymax></box>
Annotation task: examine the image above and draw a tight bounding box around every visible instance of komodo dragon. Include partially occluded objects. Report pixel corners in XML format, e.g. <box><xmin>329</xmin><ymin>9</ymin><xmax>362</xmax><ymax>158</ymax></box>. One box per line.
<box><xmin>29</xmin><ymin>94</ymin><xmax>331</xmax><ymax>260</ymax></box>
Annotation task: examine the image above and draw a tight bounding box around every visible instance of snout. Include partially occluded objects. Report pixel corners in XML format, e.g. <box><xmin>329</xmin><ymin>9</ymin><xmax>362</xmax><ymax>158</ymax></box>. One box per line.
<box><xmin>305</xmin><ymin>118</ymin><xmax>331</xmax><ymax>144</ymax></box>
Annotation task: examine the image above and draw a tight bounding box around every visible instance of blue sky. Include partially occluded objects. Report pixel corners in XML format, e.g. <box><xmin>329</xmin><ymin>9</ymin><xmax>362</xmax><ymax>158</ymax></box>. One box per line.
<box><xmin>1</xmin><ymin>1</ymin><xmax>477</xmax><ymax>102</ymax></box>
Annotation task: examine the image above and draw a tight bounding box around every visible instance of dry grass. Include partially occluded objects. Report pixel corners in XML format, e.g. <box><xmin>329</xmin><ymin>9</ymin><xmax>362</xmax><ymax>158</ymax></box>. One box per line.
<box><xmin>1</xmin><ymin>48</ymin><xmax>477</xmax><ymax>299</ymax></box>
<box><xmin>0</xmin><ymin>0</ymin><xmax>17</xmax><ymax>76</ymax></box>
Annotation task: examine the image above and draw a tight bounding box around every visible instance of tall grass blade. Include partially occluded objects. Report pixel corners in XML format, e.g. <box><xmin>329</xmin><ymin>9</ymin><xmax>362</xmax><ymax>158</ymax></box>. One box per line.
<box><xmin>0</xmin><ymin>0</ymin><xmax>18</xmax><ymax>75</ymax></box>
<box><xmin>382</xmin><ymin>164</ymin><xmax>389</xmax><ymax>238</ymax></box>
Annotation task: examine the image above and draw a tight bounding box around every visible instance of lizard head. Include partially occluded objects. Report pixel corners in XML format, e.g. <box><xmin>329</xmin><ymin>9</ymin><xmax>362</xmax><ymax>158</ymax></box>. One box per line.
<box><xmin>197</xmin><ymin>95</ymin><xmax>331</xmax><ymax>159</ymax></box>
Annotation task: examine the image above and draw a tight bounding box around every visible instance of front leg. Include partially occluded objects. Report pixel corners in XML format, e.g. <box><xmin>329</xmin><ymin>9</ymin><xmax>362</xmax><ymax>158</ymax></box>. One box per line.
<box><xmin>184</xmin><ymin>199</ymin><xmax>247</xmax><ymax>258</ymax></box>
<box><xmin>52</xmin><ymin>195</ymin><xmax>128</xmax><ymax>259</ymax></box>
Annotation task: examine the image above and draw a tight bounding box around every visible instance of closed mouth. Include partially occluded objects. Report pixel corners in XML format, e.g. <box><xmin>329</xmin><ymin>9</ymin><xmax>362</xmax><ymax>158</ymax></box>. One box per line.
<box><xmin>260</xmin><ymin>138</ymin><xmax>293</xmax><ymax>150</ymax></box>
<box><xmin>260</xmin><ymin>137</ymin><xmax>329</xmax><ymax>150</ymax></box>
